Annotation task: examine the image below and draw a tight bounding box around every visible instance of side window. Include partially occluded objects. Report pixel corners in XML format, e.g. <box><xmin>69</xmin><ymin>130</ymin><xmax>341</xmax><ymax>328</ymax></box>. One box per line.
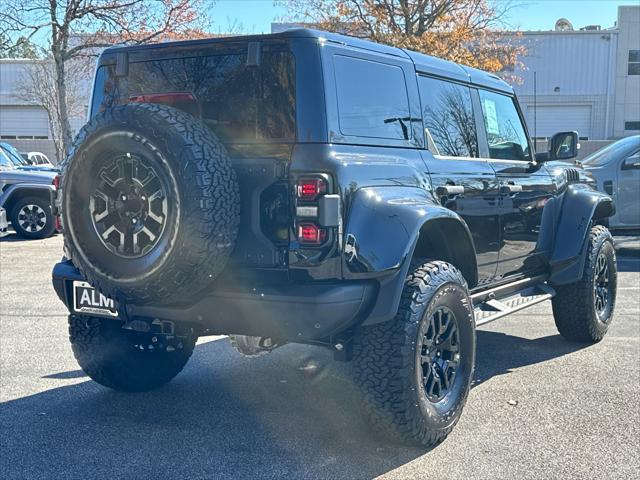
<box><xmin>478</xmin><ymin>90</ymin><xmax>531</xmax><ymax>161</ymax></box>
<box><xmin>333</xmin><ymin>55</ymin><xmax>411</xmax><ymax>140</ymax></box>
<box><xmin>418</xmin><ymin>76</ymin><xmax>477</xmax><ymax>157</ymax></box>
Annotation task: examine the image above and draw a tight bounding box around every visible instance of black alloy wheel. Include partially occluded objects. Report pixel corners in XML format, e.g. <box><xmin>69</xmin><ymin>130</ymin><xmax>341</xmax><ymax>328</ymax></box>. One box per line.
<box><xmin>418</xmin><ymin>306</ymin><xmax>461</xmax><ymax>402</ymax></box>
<box><xmin>90</xmin><ymin>152</ymin><xmax>172</xmax><ymax>258</ymax></box>
<box><xmin>593</xmin><ymin>252</ymin><xmax>612</xmax><ymax>321</ymax></box>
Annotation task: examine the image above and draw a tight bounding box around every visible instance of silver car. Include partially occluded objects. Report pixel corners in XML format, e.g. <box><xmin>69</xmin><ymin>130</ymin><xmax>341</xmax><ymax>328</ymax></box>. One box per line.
<box><xmin>0</xmin><ymin>207</ymin><xmax>7</xmax><ymax>237</ymax></box>
<box><xmin>0</xmin><ymin>148</ymin><xmax>57</xmax><ymax>239</ymax></box>
<box><xmin>582</xmin><ymin>135</ymin><xmax>640</xmax><ymax>231</ymax></box>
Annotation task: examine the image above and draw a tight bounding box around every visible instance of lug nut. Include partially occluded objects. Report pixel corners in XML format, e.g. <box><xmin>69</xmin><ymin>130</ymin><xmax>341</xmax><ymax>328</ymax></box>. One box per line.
<box><xmin>121</xmin><ymin>195</ymin><xmax>127</xmax><ymax>201</ymax></box>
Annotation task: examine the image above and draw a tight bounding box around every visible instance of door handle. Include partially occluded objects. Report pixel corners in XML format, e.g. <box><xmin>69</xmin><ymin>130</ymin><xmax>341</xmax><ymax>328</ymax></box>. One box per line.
<box><xmin>436</xmin><ymin>185</ymin><xmax>465</xmax><ymax>196</ymax></box>
<box><xmin>500</xmin><ymin>184</ymin><xmax>523</xmax><ymax>194</ymax></box>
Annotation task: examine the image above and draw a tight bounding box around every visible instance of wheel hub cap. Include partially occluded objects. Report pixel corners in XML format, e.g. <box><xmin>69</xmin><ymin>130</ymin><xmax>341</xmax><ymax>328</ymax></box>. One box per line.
<box><xmin>18</xmin><ymin>204</ymin><xmax>46</xmax><ymax>232</ymax></box>
<box><xmin>594</xmin><ymin>252</ymin><xmax>611</xmax><ymax>318</ymax></box>
<box><xmin>90</xmin><ymin>154</ymin><xmax>169</xmax><ymax>258</ymax></box>
<box><xmin>419</xmin><ymin>307</ymin><xmax>460</xmax><ymax>402</ymax></box>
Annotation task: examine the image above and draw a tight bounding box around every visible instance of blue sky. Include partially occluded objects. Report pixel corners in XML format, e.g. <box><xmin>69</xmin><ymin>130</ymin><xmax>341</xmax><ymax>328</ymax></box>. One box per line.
<box><xmin>211</xmin><ymin>0</ymin><xmax>638</xmax><ymax>34</ymax></box>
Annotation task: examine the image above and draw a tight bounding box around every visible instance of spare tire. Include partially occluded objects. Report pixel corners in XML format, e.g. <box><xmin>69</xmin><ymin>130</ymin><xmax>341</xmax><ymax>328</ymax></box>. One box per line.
<box><xmin>62</xmin><ymin>103</ymin><xmax>240</xmax><ymax>305</ymax></box>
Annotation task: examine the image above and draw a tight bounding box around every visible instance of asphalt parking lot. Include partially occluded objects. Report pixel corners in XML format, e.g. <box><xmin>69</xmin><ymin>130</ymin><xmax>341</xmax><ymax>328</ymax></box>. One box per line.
<box><xmin>1</xmin><ymin>232</ymin><xmax>639</xmax><ymax>479</ymax></box>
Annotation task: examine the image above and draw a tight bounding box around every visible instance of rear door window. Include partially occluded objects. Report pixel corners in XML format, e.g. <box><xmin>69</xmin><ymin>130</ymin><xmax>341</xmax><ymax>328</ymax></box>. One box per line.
<box><xmin>418</xmin><ymin>76</ymin><xmax>478</xmax><ymax>157</ymax></box>
<box><xmin>333</xmin><ymin>55</ymin><xmax>411</xmax><ymax>140</ymax></box>
<box><xmin>478</xmin><ymin>90</ymin><xmax>531</xmax><ymax>161</ymax></box>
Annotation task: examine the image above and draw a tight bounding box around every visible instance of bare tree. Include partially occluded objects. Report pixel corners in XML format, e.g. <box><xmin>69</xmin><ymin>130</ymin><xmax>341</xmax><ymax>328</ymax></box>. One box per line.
<box><xmin>0</xmin><ymin>0</ymin><xmax>210</xmax><ymax>157</ymax></box>
<box><xmin>15</xmin><ymin>58</ymin><xmax>89</xmax><ymax>162</ymax></box>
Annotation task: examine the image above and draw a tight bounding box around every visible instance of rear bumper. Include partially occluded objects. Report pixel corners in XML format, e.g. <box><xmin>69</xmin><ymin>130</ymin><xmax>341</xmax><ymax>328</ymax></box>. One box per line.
<box><xmin>52</xmin><ymin>260</ymin><xmax>377</xmax><ymax>341</ymax></box>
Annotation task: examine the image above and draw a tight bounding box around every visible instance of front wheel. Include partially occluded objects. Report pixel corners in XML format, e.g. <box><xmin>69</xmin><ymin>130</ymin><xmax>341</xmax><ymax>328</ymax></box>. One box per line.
<box><xmin>353</xmin><ymin>260</ymin><xmax>476</xmax><ymax>446</ymax></box>
<box><xmin>552</xmin><ymin>225</ymin><xmax>617</xmax><ymax>342</ymax></box>
<box><xmin>69</xmin><ymin>315</ymin><xmax>196</xmax><ymax>392</ymax></box>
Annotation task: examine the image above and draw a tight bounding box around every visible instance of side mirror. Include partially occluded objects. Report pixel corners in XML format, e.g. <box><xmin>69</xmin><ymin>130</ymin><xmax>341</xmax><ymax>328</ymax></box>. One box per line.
<box><xmin>621</xmin><ymin>153</ymin><xmax>640</xmax><ymax>170</ymax></box>
<box><xmin>548</xmin><ymin>131</ymin><xmax>579</xmax><ymax>160</ymax></box>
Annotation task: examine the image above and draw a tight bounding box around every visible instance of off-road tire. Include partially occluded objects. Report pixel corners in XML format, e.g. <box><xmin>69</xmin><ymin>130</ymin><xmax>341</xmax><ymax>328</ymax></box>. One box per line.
<box><xmin>353</xmin><ymin>260</ymin><xmax>475</xmax><ymax>446</ymax></box>
<box><xmin>62</xmin><ymin>103</ymin><xmax>240</xmax><ymax>305</ymax></box>
<box><xmin>552</xmin><ymin>225</ymin><xmax>617</xmax><ymax>342</ymax></box>
<box><xmin>69</xmin><ymin>315</ymin><xmax>195</xmax><ymax>392</ymax></box>
<box><xmin>9</xmin><ymin>195</ymin><xmax>55</xmax><ymax>239</ymax></box>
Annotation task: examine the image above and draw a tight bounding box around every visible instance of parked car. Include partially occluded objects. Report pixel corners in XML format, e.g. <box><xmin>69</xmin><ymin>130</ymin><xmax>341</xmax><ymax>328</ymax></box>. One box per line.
<box><xmin>0</xmin><ymin>143</ymin><xmax>59</xmax><ymax>173</ymax></box>
<box><xmin>0</xmin><ymin>207</ymin><xmax>8</xmax><ymax>237</ymax></box>
<box><xmin>53</xmin><ymin>29</ymin><xmax>616</xmax><ymax>447</ymax></box>
<box><xmin>22</xmin><ymin>151</ymin><xmax>56</xmax><ymax>169</ymax></box>
<box><xmin>0</xmin><ymin>147</ymin><xmax>58</xmax><ymax>239</ymax></box>
<box><xmin>582</xmin><ymin>135</ymin><xmax>640</xmax><ymax>231</ymax></box>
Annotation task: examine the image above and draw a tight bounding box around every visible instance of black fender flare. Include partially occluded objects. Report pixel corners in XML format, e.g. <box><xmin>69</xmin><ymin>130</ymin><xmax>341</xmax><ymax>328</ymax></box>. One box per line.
<box><xmin>343</xmin><ymin>186</ymin><xmax>477</xmax><ymax>325</ymax></box>
<box><xmin>549</xmin><ymin>183</ymin><xmax>615</xmax><ymax>285</ymax></box>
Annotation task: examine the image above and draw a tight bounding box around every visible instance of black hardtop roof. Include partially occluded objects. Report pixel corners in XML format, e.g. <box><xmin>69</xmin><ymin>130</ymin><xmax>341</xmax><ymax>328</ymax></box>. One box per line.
<box><xmin>102</xmin><ymin>28</ymin><xmax>512</xmax><ymax>93</ymax></box>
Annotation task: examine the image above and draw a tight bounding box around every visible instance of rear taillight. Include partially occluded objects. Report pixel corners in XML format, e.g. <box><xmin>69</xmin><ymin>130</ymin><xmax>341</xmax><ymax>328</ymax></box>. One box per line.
<box><xmin>296</xmin><ymin>177</ymin><xmax>327</xmax><ymax>201</ymax></box>
<box><xmin>295</xmin><ymin>176</ymin><xmax>329</xmax><ymax>245</ymax></box>
<box><xmin>297</xmin><ymin>223</ymin><xmax>326</xmax><ymax>245</ymax></box>
<box><xmin>52</xmin><ymin>175</ymin><xmax>61</xmax><ymax>190</ymax></box>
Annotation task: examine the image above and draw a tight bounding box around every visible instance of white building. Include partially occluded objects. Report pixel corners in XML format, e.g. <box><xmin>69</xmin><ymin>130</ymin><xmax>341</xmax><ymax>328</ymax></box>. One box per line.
<box><xmin>514</xmin><ymin>5</ymin><xmax>639</xmax><ymax>141</ymax></box>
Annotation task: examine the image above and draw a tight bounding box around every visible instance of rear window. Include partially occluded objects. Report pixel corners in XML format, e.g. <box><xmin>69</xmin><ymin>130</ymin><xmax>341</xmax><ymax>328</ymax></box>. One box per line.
<box><xmin>333</xmin><ymin>55</ymin><xmax>411</xmax><ymax>140</ymax></box>
<box><xmin>94</xmin><ymin>49</ymin><xmax>296</xmax><ymax>144</ymax></box>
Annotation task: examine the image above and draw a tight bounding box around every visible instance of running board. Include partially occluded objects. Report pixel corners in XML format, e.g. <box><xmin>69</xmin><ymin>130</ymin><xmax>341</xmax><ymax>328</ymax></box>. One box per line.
<box><xmin>472</xmin><ymin>282</ymin><xmax>556</xmax><ymax>327</ymax></box>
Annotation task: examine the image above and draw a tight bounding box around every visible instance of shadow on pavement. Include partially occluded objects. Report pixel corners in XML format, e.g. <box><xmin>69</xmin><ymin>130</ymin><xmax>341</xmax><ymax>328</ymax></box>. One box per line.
<box><xmin>0</xmin><ymin>231</ymin><xmax>61</xmax><ymax>243</ymax></box>
<box><xmin>473</xmin><ymin>331</ymin><xmax>589</xmax><ymax>387</ymax></box>
<box><xmin>42</xmin><ymin>370</ymin><xmax>87</xmax><ymax>379</ymax></box>
<box><xmin>1</xmin><ymin>328</ymin><xmax>594</xmax><ymax>479</ymax></box>
<box><xmin>614</xmin><ymin>234</ymin><xmax>640</xmax><ymax>272</ymax></box>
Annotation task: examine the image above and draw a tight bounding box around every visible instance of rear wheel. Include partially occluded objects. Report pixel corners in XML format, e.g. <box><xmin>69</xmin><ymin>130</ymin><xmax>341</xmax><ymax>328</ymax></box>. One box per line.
<box><xmin>9</xmin><ymin>195</ymin><xmax>55</xmax><ymax>239</ymax></box>
<box><xmin>353</xmin><ymin>260</ymin><xmax>475</xmax><ymax>446</ymax></box>
<box><xmin>552</xmin><ymin>225</ymin><xmax>617</xmax><ymax>342</ymax></box>
<box><xmin>69</xmin><ymin>315</ymin><xmax>195</xmax><ymax>392</ymax></box>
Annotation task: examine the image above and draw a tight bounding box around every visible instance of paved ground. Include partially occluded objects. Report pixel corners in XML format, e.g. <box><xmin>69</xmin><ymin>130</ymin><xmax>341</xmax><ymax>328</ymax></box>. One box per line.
<box><xmin>1</xmin><ymin>232</ymin><xmax>639</xmax><ymax>479</ymax></box>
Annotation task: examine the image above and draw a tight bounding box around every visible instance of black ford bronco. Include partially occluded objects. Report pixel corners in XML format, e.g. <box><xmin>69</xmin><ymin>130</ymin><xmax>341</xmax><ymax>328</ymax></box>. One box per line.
<box><xmin>52</xmin><ymin>29</ymin><xmax>617</xmax><ymax>446</ymax></box>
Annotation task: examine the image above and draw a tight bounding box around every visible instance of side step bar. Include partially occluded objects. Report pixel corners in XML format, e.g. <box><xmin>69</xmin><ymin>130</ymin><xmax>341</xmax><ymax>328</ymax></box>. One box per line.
<box><xmin>471</xmin><ymin>278</ymin><xmax>556</xmax><ymax>327</ymax></box>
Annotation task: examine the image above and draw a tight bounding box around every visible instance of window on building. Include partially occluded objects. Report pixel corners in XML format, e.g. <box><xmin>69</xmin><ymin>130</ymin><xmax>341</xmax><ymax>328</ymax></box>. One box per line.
<box><xmin>334</xmin><ymin>55</ymin><xmax>411</xmax><ymax>140</ymax></box>
<box><xmin>629</xmin><ymin>50</ymin><xmax>640</xmax><ymax>75</ymax></box>
<box><xmin>625</xmin><ymin>121</ymin><xmax>640</xmax><ymax>131</ymax></box>
<box><xmin>418</xmin><ymin>76</ymin><xmax>478</xmax><ymax>157</ymax></box>
<box><xmin>478</xmin><ymin>89</ymin><xmax>531</xmax><ymax>161</ymax></box>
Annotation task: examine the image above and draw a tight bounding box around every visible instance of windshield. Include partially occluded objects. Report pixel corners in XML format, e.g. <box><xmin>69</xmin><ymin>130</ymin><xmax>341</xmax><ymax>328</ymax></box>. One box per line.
<box><xmin>582</xmin><ymin>136</ymin><xmax>640</xmax><ymax>166</ymax></box>
<box><xmin>0</xmin><ymin>144</ymin><xmax>27</xmax><ymax>166</ymax></box>
<box><xmin>0</xmin><ymin>148</ymin><xmax>15</xmax><ymax>168</ymax></box>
